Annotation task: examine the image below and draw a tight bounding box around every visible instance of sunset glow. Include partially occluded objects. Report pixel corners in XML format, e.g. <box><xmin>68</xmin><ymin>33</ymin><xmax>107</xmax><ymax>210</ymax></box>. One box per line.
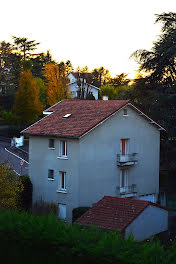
<box><xmin>1</xmin><ymin>0</ymin><xmax>176</xmax><ymax>79</ymax></box>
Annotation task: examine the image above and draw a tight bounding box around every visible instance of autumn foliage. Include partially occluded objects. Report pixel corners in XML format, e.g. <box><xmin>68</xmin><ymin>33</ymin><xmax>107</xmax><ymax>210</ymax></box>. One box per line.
<box><xmin>13</xmin><ymin>71</ymin><xmax>43</xmax><ymax>125</ymax></box>
<box><xmin>43</xmin><ymin>63</ymin><xmax>70</xmax><ymax>106</ymax></box>
<box><xmin>0</xmin><ymin>163</ymin><xmax>23</xmax><ymax>209</ymax></box>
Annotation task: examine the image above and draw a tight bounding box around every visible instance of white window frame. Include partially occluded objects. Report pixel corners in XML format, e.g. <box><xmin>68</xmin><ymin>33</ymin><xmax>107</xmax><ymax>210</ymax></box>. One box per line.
<box><xmin>58</xmin><ymin>203</ymin><xmax>66</xmax><ymax>219</ymax></box>
<box><xmin>48</xmin><ymin>169</ymin><xmax>54</xmax><ymax>180</ymax></box>
<box><xmin>58</xmin><ymin>171</ymin><xmax>66</xmax><ymax>192</ymax></box>
<box><xmin>123</xmin><ymin>108</ymin><xmax>128</xmax><ymax>116</ymax></box>
<box><xmin>48</xmin><ymin>138</ymin><xmax>55</xmax><ymax>149</ymax></box>
<box><xmin>120</xmin><ymin>169</ymin><xmax>128</xmax><ymax>192</ymax></box>
<box><xmin>59</xmin><ymin>140</ymin><xmax>67</xmax><ymax>158</ymax></box>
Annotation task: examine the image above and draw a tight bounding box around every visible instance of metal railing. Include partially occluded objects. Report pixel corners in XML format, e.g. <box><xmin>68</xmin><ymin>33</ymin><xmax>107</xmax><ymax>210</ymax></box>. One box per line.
<box><xmin>116</xmin><ymin>184</ymin><xmax>137</xmax><ymax>194</ymax></box>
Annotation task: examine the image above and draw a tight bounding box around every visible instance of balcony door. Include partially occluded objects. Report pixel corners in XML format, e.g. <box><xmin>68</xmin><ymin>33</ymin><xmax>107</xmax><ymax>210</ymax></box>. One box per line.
<box><xmin>121</xmin><ymin>139</ymin><xmax>129</xmax><ymax>155</ymax></box>
<box><xmin>120</xmin><ymin>169</ymin><xmax>128</xmax><ymax>193</ymax></box>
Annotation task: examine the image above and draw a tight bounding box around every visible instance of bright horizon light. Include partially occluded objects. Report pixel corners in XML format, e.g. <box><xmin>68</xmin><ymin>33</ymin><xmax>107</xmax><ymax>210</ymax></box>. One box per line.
<box><xmin>1</xmin><ymin>0</ymin><xmax>176</xmax><ymax>79</ymax></box>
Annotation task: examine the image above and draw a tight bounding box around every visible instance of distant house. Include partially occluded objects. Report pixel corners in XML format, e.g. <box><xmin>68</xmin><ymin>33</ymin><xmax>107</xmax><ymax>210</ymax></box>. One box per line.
<box><xmin>22</xmin><ymin>99</ymin><xmax>165</xmax><ymax>223</ymax></box>
<box><xmin>75</xmin><ymin>196</ymin><xmax>169</xmax><ymax>241</ymax></box>
<box><xmin>68</xmin><ymin>72</ymin><xmax>100</xmax><ymax>99</ymax></box>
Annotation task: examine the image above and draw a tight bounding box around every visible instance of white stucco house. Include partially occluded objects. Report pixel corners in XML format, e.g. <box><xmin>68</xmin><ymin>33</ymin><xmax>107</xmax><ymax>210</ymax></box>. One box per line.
<box><xmin>68</xmin><ymin>72</ymin><xmax>100</xmax><ymax>99</ymax></box>
<box><xmin>22</xmin><ymin>99</ymin><xmax>165</xmax><ymax>222</ymax></box>
<box><xmin>76</xmin><ymin>196</ymin><xmax>169</xmax><ymax>241</ymax></box>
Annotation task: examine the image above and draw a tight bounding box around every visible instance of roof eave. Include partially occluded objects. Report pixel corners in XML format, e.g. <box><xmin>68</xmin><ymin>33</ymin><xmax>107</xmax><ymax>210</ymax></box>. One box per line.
<box><xmin>21</xmin><ymin>132</ymin><xmax>79</xmax><ymax>139</ymax></box>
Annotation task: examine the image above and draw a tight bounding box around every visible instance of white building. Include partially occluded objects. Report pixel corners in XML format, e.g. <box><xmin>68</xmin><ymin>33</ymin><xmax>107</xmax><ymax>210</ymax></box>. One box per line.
<box><xmin>22</xmin><ymin>99</ymin><xmax>165</xmax><ymax>222</ymax></box>
<box><xmin>68</xmin><ymin>72</ymin><xmax>100</xmax><ymax>99</ymax></box>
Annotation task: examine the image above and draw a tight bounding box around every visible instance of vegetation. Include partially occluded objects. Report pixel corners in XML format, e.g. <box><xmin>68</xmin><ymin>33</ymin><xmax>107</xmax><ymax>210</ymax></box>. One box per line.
<box><xmin>13</xmin><ymin>70</ymin><xmax>43</xmax><ymax>125</ymax></box>
<box><xmin>19</xmin><ymin>175</ymin><xmax>33</xmax><ymax>212</ymax></box>
<box><xmin>43</xmin><ymin>63</ymin><xmax>70</xmax><ymax>106</ymax></box>
<box><xmin>0</xmin><ymin>163</ymin><xmax>23</xmax><ymax>209</ymax></box>
<box><xmin>0</xmin><ymin>209</ymin><xmax>176</xmax><ymax>263</ymax></box>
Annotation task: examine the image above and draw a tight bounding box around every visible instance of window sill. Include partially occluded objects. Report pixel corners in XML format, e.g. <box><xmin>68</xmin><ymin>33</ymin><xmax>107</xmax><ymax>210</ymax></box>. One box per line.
<box><xmin>48</xmin><ymin>178</ymin><xmax>54</xmax><ymax>181</ymax></box>
<box><xmin>56</xmin><ymin>190</ymin><xmax>67</xmax><ymax>194</ymax></box>
<box><xmin>48</xmin><ymin>148</ymin><xmax>55</xmax><ymax>150</ymax></box>
<box><xmin>57</xmin><ymin>156</ymin><xmax>68</xmax><ymax>160</ymax></box>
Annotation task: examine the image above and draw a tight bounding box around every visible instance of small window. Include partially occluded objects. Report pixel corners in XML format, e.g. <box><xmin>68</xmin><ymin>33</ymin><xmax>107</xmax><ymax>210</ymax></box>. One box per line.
<box><xmin>58</xmin><ymin>204</ymin><xmax>66</xmax><ymax>219</ymax></box>
<box><xmin>48</xmin><ymin>169</ymin><xmax>54</xmax><ymax>180</ymax></box>
<box><xmin>60</xmin><ymin>140</ymin><xmax>67</xmax><ymax>157</ymax></box>
<box><xmin>49</xmin><ymin>139</ymin><xmax>55</xmax><ymax>148</ymax></box>
<box><xmin>58</xmin><ymin>171</ymin><xmax>66</xmax><ymax>191</ymax></box>
<box><xmin>123</xmin><ymin>109</ymin><xmax>128</xmax><ymax>116</ymax></box>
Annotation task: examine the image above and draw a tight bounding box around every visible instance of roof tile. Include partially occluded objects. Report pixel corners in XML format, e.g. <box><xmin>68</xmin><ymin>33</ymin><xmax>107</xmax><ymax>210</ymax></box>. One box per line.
<box><xmin>22</xmin><ymin>99</ymin><xmax>129</xmax><ymax>137</ymax></box>
<box><xmin>75</xmin><ymin>196</ymin><xmax>168</xmax><ymax>231</ymax></box>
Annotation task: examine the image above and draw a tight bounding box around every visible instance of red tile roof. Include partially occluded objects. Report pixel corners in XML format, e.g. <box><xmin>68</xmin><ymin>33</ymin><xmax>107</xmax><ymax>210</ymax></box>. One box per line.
<box><xmin>75</xmin><ymin>196</ymin><xmax>168</xmax><ymax>231</ymax></box>
<box><xmin>22</xmin><ymin>100</ymin><xmax>129</xmax><ymax>138</ymax></box>
<box><xmin>70</xmin><ymin>72</ymin><xmax>94</xmax><ymax>82</ymax></box>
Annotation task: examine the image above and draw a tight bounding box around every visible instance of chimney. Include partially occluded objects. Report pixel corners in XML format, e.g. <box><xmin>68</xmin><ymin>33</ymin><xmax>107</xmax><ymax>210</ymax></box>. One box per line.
<box><xmin>102</xmin><ymin>95</ymin><xmax>108</xmax><ymax>100</ymax></box>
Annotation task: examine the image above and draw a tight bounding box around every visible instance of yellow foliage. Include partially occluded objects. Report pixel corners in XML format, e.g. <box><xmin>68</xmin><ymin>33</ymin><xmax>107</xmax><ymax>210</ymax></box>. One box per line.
<box><xmin>13</xmin><ymin>71</ymin><xmax>43</xmax><ymax>125</ymax></box>
<box><xmin>0</xmin><ymin>163</ymin><xmax>23</xmax><ymax>209</ymax></box>
<box><xmin>43</xmin><ymin>63</ymin><xmax>71</xmax><ymax>106</ymax></box>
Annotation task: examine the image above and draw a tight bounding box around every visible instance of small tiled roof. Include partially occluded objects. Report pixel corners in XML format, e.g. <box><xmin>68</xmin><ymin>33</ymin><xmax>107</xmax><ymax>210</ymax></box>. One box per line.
<box><xmin>70</xmin><ymin>72</ymin><xmax>94</xmax><ymax>81</ymax></box>
<box><xmin>75</xmin><ymin>196</ymin><xmax>168</xmax><ymax>231</ymax></box>
<box><xmin>22</xmin><ymin>100</ymin><xmax>129</xmax><ymax>138</ymax></box>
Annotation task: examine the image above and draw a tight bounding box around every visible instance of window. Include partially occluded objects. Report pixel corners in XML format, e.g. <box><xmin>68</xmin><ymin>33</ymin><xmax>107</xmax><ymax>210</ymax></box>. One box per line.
<box><xmin>120</xmin><ymin>169</ymin><xmax>128</xmax><ymax>192</ymax></box>
<box><xmin>123</xmin><ymin>109</ymin><xmax>128</xmax><ymax>116</ymax></box>
<box><xmin>48</xmin><ymin>169</ymin><xmax>54</xmax><ymax>180</ymax></box>
<box><xmin>58</xmin><ymin>204</ymin><xmax>66</xmax><ymax>219</ymax></box>
<box><xmin>60</xmin><ymin>140</ymin><xmax>67</xmax><ymax>157</ymax></box>
<box><xmin>49</xmin><ymin>139</ymin><xmax>55</xmax><ymax>148</ymax></box>
<box><xmin>121</xmin><ymin>139</ymin><xmax>129</xmax><ymax>155</ymax></box>
<box><xmin>58</xmin><ymin>171</ymin><xmax>66</xmax><ymax>191</ymax></box>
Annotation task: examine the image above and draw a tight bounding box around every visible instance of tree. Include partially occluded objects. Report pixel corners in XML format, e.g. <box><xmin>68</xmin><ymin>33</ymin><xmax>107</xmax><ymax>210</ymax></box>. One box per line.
<box><xmin>0</xmin><ymin>41</ymin><xmax>21</xmax><ymax>94</ymax></box>
<box><xmin>100</xmin><ymin>85</ymin><xmax>117</xmax><ymax>100</ymax></box>
<box><xmin>92</xmin><ymin>67</ymin><xmax>110</xmax><ymax>87</ymax></box>
<box><xmin>35</xmin><ymin>77</ymin><xmax>47</xmax><ymax>106</ymax></box>
<box><xmin>43</xmin><ymin>63</ymin><xmax>70</xmax><ymax>106</ymax></box>
<box><xmin>109</xmin><ymin>73</ymin><xmax>130</xmax><ymax>88</ymax></box>
<box><xmin>0</xmin><ymin>162</ymin><xmax>23</xmax><ymax>209</ymax></box>
<box><xmin>130</xmin><ymin>12</ymin><xmax>176</xmax><ymax>87</ymax></box>
<box><xmin>130</xmin><ymin>12</ymin><xmax>176</xmax><ymax>177</ymax></box>
<box><xmin>76</xmin><ymin>71</ymin><xmax>95</xmax><ymax>99</ymax></box>
<box><xmin>13</xmin><ymin>70</ymin><xmax>43</xmax><ymax>125</ymax></box>
<box><xmin>12</xmin><ymin>36</ymin><xmax>40</xmax><ymax>61</ymax></box>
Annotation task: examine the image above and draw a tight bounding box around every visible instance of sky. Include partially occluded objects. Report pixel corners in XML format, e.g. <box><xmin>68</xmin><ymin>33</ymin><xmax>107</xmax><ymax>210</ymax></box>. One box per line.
<box><xmin>1</xmin><ymin>0</ymin><xmax>176</xmax><ymax>78</ymax></box>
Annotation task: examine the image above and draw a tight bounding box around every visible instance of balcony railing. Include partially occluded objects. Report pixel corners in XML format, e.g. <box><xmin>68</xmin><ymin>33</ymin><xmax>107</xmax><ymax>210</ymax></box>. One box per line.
<box><xmin>116</xmin><ymin>184</ymin><xmax>137</xmax><ymax>195</ymax></box>
<box><xmin>117</xmin><ymin>153</ymin><xmax>137</xmax><ymax>166</ymax></box>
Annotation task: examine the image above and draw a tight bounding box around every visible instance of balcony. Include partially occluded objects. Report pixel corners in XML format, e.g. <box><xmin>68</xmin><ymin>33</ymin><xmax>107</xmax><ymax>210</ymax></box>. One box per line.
<box><xmin>116</xmin><ymin>184</ymin><xmax>137</xmax><ymax>197</ymax></box>
<box><xmin>117</xmin><ymin>153</ymin><xmax>137</xmax><ymax>167</ymax></box>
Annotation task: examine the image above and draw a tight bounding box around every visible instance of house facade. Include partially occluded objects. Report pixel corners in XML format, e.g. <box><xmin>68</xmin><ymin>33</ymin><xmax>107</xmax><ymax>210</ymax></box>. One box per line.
<box><xmin>22</xmin><ymin>100</ymin><xmax>164</xmax><ymax>223</ymax></box>
<box><xmin>68</xmin><ymin>72</ymin><xmax>99</xmax><ymax>99</ymax></box>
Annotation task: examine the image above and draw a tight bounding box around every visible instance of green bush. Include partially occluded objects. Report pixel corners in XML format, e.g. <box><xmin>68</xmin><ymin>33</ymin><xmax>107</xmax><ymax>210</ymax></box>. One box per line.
<box><xmin>32</xmin><ymin>200</ymin><xmax>58</xmax><ymax>216</ymax></box>
<box><xmin>19</xmin><ymin>175</ymin><xmax>33</xmax><ymax>211</ymax></box>
<box><xmin>72</xmin><ymin>207</ymin><xmax>90</xmax><ymax>223</ymax></box>
<box><xmin>2</xmin><ymin>111</ymin><xmax>19</xmax><ymax>125</ymax></box>
<box><xmin>0</xmin><ymin>209</ymin><xmax>175</xmax><ymax>263</ymax></box>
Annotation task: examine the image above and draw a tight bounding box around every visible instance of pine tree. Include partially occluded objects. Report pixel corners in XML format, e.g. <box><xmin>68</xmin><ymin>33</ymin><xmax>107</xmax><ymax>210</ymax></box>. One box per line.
<box><xmin>13</xmin><ymin>70</ymin><xmax>43</xmax><ymax>125</ymax></box>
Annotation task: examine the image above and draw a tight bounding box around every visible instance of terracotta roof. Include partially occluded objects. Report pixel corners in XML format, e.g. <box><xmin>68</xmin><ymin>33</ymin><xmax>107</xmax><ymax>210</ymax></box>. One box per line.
<box><xmin>22</xmin><ymin>100</ymin><xmax>129</xmax><ymax>138</ymax></box>
<box><xmin>70</xmin><ymin>72</ymin><xmax>94</xmax><ymax>81</ymax></box>
<box><xmin>75</xmin><ymin>196</ymin><xmax>169</xmax><ymax>231</ymax></box>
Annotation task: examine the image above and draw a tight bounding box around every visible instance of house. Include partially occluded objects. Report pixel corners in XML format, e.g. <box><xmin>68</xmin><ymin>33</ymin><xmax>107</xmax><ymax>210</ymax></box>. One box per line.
<box><xmin>22</xmin><ymin>99</ymin><xmax>165</xmax><ymax>223</ymax></box>
<box><xmin>75</xmin><ymin>196</ymin><xmax>169</xmax><ymax>241</ymax></box>
<box><xmin>68</xmin><ymin>72</ymin><xmax>100</xmax><ymax>99</ymax></box>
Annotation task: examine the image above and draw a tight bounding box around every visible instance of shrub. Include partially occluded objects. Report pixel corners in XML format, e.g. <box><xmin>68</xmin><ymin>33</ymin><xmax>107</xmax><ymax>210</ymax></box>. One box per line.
<box><xmin>19</xmin><ymin>175</ymin><xmax>33</xmax><ymax>211</ymax></box>
<box><xmin>32</xmin><ymin>200</ymin><xmax>58</xmax><ymax>217</ymax></box>
<box><xmin>72</xmin><ymin>207</ymin><xmax>90</xmax><ymax>223</ymax></box>
<box><xmin>0</xmin><ymin>162</ymin><xmax>23</xmax><ymax>209</ymax></box>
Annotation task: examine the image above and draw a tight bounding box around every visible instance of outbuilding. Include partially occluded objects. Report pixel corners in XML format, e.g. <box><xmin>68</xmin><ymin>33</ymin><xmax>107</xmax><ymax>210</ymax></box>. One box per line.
<box><xmin>75</xmin><ymin>196</ymin><xmax>169</xmax><ymax>241</ymax></box>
